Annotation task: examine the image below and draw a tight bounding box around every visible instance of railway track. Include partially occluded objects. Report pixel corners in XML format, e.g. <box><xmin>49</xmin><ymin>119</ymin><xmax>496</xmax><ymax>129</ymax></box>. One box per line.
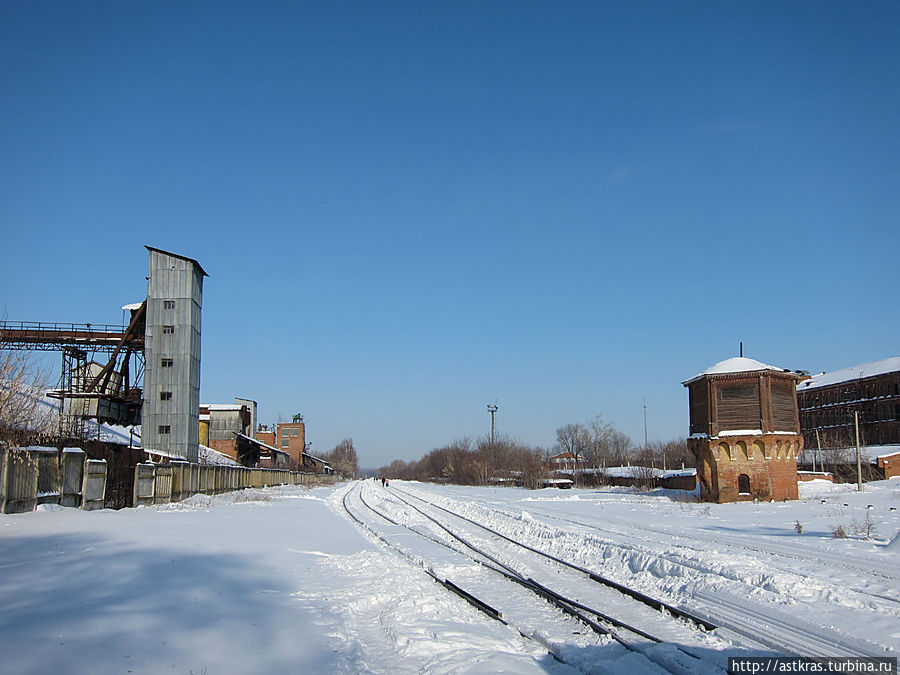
<box><xmin>343</xmin><ymin>482</ymin><xmax>735</xmax><ymax>674</ymax></box>
<box><xmin>394</xmin><ymin>484</ymin><xmax>892</xmax><ymax>659</ymax></box>
<box><xmin>459</xmin><ymin>494</ymin><xmax>900</xmax><ymax>611</ymax></box>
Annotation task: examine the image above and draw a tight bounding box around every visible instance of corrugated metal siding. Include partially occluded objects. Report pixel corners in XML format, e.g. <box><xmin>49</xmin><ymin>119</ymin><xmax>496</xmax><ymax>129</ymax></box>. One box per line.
<box><xmin>143</xmin><ymin>249</ymin><xmax>203</xmax><ymax>462</ymax></box>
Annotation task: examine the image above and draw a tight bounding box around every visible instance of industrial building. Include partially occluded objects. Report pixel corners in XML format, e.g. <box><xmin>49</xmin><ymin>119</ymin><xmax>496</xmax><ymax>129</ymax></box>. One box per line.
<box><xmin>142</xmin><ymin>246</ymin><xmax>207</xmax><ymax>463</ymax></box>
<box><xmin>796</xmin><ymin>357</ymin><xmax>900</xmax><ymax>450</ymax></box>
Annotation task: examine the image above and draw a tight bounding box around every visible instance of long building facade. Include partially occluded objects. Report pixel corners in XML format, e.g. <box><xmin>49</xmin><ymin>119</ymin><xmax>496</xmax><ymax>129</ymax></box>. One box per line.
<box><xmin>796</xmin><ymin>357</ymin><xmax>900</xmax><ymax>451</ymax></box>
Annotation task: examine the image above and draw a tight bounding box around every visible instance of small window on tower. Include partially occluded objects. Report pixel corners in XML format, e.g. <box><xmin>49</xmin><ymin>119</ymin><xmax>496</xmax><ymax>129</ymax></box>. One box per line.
<box><xmin>158</xmin><ymin>425</ymin><xmax>171</xmax><ymax>434</ymax></box>
<box><xmin>161</xmin><ymin>358</ymin><xmax>173</xmax><ymax>368</ymax></box>
<box><xmin>160</xmin><ymin>391</ymin><xmax>172</xmax><ymax>401</ymax></box>
<box><xmin>162</xmin><ymin>325</ymin><xmax>175</xmax><ymax>334</ymax></box>
<box><xmin>163</xmin><ymin>300</ymin><xmax>175</xmax><ymax>310</ymax></box>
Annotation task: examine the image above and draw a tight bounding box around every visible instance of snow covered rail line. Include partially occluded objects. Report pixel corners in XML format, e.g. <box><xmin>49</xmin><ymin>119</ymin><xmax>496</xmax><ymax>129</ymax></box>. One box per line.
<box><xmin>390</xmin><ymin>484</ymin><xmax>719</xmax><ymax>632</ymax></box>
<box><xmin>351</xmin><ymin>483</ymin><xmax>740</xmax><ymax>673</ymax></box>
<box><xmin>345</xmin><ymin>482</ymin><xmax>734</xmax><ymax>674</ymax></box>
<box><xmin>392</xmin><ymin>482</ymin><xmax>900</xmax><ymax>660</ymax></box>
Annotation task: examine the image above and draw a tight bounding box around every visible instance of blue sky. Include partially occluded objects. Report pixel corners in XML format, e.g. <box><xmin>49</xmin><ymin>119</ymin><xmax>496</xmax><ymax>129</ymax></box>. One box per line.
<box><xmin>2</xmin><ymin>1</ymin><xmax>898</xmax><ymax>468</ymax></box>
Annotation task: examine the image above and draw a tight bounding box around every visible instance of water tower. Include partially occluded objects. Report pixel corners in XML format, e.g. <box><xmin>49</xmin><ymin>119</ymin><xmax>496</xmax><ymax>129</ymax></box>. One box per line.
<box><xmin>683</xmin><ymin>357</ymin><xmax>805</xmax><ymax>503</ymax></box>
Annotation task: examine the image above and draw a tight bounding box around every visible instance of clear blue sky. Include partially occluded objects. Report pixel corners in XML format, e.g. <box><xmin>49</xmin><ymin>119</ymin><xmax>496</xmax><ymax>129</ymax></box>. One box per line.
<box><xmin>2</xmin><ymin>1</ymin><xmax>898</xmax><ymax>468</ymax></box>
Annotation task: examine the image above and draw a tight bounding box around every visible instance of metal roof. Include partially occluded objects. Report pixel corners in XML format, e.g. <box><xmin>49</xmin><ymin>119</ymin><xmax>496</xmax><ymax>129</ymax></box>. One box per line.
<box><xmin>145</xmin><ymin>245</ymin><xmax>209</xmax><ymax>277</ymax></box>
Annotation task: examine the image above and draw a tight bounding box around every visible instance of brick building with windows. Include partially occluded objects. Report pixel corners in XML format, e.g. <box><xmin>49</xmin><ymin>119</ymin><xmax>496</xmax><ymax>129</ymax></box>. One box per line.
<box><xmin>276</xmin><ymin>414</ymin><xmax>306</xmax><ymax>469</ymax></box>
<box><xmin>796</xmin><ymin>357</ymin><xmax>900</xmax><ymax>452</ymax></box>
<box><xmin>684</xmin><ymin>357</ymin><xmax>806</xmax><ymax>503</ymax></box>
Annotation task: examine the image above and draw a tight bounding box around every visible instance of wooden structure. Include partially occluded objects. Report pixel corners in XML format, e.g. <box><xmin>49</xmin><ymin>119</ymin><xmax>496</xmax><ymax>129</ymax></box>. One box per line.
<box><xmin>683</xmin><ymin>357</ymin><xmax>805</xmax><ymax>503</ymax></box>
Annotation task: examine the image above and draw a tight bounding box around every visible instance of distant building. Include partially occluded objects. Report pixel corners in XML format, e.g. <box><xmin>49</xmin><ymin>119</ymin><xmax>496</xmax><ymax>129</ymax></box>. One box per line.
<box><xmin>796</xmin><ymin>357</ymin><xmax>900</xmax><ymax>451</ymax></box>
<box><xmin>256</xmin><ymin>425</ymin><xmax>276</xmax><ymax>447</ymax></box>
<box><xmin>276</xmin><ymin>413</ymin><xmax>306</xmax><ymax>470</ymax></box>
<box><xmin>549</xmin><ymin>451</ymin><xmax>583</xmax><ymax>472</ymax></box>
<box><xmin>234</xmin><ymin>397</ymin><xmax>257</xmax><ymax>440</ymax></box>
<box><xmin>684</xmin><ymin>357</ymin><xmax>805</xmax><ymax>503</ymax></box>
<box><xmin>199</xmin><ymin>402</ymin><xmax>252</xmax><ymax>462</ymax></box>
<box><xmin>875</xmin><ymin>448</ymin><xmax>900</xmax><ymax>480</ymax></box>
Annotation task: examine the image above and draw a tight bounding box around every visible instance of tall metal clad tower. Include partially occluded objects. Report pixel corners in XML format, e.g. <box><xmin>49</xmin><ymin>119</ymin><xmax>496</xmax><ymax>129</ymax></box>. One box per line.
<box><xmin>142</xmin><ymin>246</ymin><xmax>208</xmax><ymax>462</ymax></box>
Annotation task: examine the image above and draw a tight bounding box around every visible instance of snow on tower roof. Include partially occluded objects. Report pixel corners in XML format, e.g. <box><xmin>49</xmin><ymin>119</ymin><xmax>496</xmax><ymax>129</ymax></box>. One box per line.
<box><xmin>683</xmin><ymin>357</ymin><xmax>786</xmax><ymax>385</ymax></box>
<box><xmin>797</xmin><ymin>356</ymin><xmax>900</xmax><ymax>391</ymax></box>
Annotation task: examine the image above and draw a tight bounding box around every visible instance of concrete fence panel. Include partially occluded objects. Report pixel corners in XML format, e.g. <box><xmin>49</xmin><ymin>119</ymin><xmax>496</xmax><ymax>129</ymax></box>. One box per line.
<box><xmin>2</xmin><ymin>449</ymin><xmax>38</xmax><ymax>514</ymax></box>
<box><xmin>199</xmin><ymin>466</ymin><xmax>214</xmax><ymax>494</ymax></box>
<box><xmin>61</xmin><ymin>449</ymin><xmax>86</xmax><ymax>507</ymax></box>
<box><xmin>3</xmin><ymin>445</ymin><xmax>336</xmax><ymax>513</ymax></box>
<box><xmin>153</xmin><ymin>466</ymin><xmax>173</xmax><ymax>504</ymax></box>
<box><xmin>134</xmin><ymin>463</ymin><xmax>156</xmax><ymax>507</ymax></box>
<box><xmin>82</xmin><ymin>459</ymin><xmax>107</xmax><ymax>511</ymax></box>
<box><xmin>34</xmin><ymin>449</ymin><xmax>60</xmax><ymax>507</ymax></box>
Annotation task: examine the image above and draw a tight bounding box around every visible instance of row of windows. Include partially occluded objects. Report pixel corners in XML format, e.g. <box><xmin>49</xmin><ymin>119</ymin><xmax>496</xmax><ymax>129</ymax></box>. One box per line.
<box><xmin>802</xmin><ymin>405</ymin><xmax>900</xmax><ymax>427</ymax></box>
<box><xmin>802</xmin><ymin>381</ymin><xmax>900</xmax><ymax>408</ymax></box>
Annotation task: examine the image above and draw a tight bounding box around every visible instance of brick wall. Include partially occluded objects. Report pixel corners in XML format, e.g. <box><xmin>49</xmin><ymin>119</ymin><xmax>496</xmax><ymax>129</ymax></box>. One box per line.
<box><xmin>690</xmin><ymin>434</ymin><xmax>801</xmax><ymax>503</ymax></box>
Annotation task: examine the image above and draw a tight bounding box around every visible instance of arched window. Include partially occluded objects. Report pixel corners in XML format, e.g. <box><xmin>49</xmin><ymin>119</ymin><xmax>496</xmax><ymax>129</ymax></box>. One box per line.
<box><xmin>738</xmin><ymin>474</ymin><xmax>751</xmax><ymax>495</ymax></box>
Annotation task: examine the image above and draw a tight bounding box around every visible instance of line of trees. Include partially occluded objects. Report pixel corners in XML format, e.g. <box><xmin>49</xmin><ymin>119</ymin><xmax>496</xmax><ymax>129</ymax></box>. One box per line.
<box><xmin>377</xmin><ymin>435</ymin><xmax>549</xmax><ymax>488</ymax></box>
<box><xmin>377</xmin><ymin>414</ymin><xmax>694</xmax><ymax>487</ymax></box>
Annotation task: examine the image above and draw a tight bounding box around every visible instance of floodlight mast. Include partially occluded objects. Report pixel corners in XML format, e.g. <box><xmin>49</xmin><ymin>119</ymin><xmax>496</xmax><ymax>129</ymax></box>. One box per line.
<box><xmin>487</xmin><ymin>402</ymin><xmax>499</xmax><ymax>443</ymax></box>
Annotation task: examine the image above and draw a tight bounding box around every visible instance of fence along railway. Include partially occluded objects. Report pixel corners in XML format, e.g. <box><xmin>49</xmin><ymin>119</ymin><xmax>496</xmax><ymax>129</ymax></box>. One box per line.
<box><xmin>342</xmin><ymin>480</ymin><xmax>741</xmax><ymax>674</ymax></box>
<box><xmin>383</xmin><ymin>482</ymin><xmax>890</xmax><ymax>660</ymax></box>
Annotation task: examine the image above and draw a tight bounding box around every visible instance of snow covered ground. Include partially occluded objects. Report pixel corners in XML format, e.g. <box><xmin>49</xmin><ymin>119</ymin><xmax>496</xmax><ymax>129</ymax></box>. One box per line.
<box><xmin>1</xmin><ymin>479</ymin><xmax>898</xmax><ymax>673</ymax></box>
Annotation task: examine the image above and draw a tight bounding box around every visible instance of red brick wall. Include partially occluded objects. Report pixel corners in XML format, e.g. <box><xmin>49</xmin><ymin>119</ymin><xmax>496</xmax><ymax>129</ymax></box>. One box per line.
<box><xmin>690</xmin><ymin>434</ymin><xmax>801</xmax><ymax>503</ymax></box>
<box><xmin>208</xmin><ymin>438</ymin><xmax>238</xmax><ymax>461</ymax></box>
<box><xmin>878</xmin><ymin>454</ymin><xmax>900</xmax><ymax>479</ymax></box>
<box><xmin>275</xmin><ymin>423</ymin><xmax>305</xmax><ymax>470</ymax></box>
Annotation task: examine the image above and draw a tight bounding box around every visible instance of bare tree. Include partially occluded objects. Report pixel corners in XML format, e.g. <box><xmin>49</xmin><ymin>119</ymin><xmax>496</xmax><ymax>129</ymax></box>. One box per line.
<box><xmin>0</xmin><ymin>349</ymin><xmax>55</xmax><ymax>447</ymax></box>
<box><xmin>323</xmin><ymin>438</ymin><xmax>359</xmax><ymax>478</ymax></box>
<box><xmin>554</xmin><ymin>423</ymin><xmax>590</xmax><ymax>462</ymax></box>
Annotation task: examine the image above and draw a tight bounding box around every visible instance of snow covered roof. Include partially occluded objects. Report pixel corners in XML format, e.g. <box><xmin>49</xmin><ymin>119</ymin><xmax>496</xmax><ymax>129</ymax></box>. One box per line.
<box><xmin>121</xmin><ymin>302</ymin><xmax>144</xmax><ymax>311</ymax></box>
<box><xmin>236</xmin><ymin>433</ymin><xmax>289</xmax><ymax>457</ymax></box>
<box><xmin>797</xmin><ymin>356</ymin><xmax>900</xmax><ymax>391</ymax></box>
<box><xmin>202</xmin><ymin>404</ymin><xmax>245</xmax><ymax>411</ymax></box>
<box><xmin>199</xmin><ymin>444</ymin><xmax>241</xmax><ymax>466</ymax></box>
<box><xmin>683</xmin><ymin>357</ymin><xmax>787</xmax><ymax>385</ymax></box>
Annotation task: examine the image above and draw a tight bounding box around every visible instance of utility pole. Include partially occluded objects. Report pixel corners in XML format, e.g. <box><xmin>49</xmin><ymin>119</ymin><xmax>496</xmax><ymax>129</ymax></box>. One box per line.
<box><xmin>854</xmin><ymin>410</ymin><xmax>863</xmax><ymax>491</ymax></box>
<box><xmin>487</xmin><ymin>402</ymin><xmax>498</xmax><ymax>444</ymax></box>
<box><xmin>643</xmin><ymin>398</ymin><xmax>649</xmax><ymax>453</ymax></box>
<box><xmin>814</xmin><ymin>428</ymin><xmax>822</xmax><ymax>473</ymax></box>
